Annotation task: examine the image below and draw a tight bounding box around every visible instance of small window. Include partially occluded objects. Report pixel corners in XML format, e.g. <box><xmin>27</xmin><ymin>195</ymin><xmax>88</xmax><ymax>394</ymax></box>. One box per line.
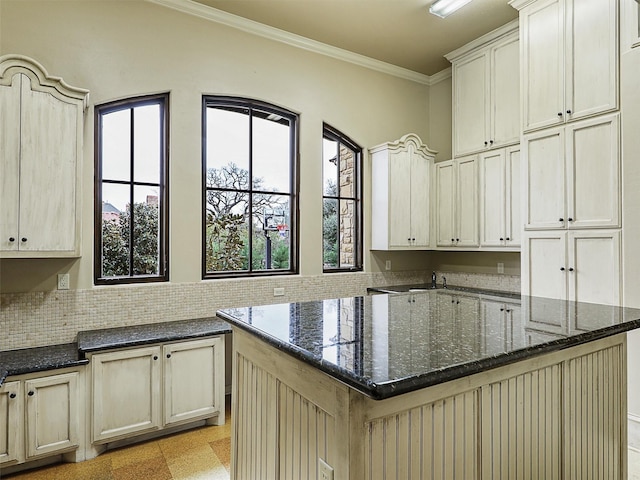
<box><xmin>322</xmin><ymin>124</ymin><xmax>363</xmax><ymax>272</ymax></box>
<box><xmin>95</xmin><ymin>94</ymin><xmax>169</xmax><ymax>285</ymax></box>
<box><xmin>203</xmin><ymin>97</ymin><xmax>299</xmax><ymax>278</ymax></box>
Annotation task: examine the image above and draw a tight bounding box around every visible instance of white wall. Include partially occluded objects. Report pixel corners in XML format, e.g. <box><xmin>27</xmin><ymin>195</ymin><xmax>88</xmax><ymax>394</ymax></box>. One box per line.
<box><xmin>0</xmin><ymin>0</ymin><xmax>435</xmax><ymax>293</ymax></box>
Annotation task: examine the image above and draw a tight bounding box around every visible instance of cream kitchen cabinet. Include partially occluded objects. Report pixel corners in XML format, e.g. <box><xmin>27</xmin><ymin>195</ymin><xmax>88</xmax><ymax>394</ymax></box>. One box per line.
<box><xmin>435</xmin><ymin>156</ymin><xmax>478</xmax><ymax>248</ymax></box>
<box><xmin>371</xmin><ymin>133</ymin><xmax>436</xmax><ymax>250</ymax></box>
<box><xmin>0</xmin><ymin>55</ymin><xmax>88</xmax><ymax>258</ymax></box>
<box><xmin>480</xmin><ymin>299</ymin><xmax>525</xmax><ymax>355</ymax></box>
<box><xmin>523</xmin><ymin>113</ymin><xmax>620</xmax><ymax>231</ymax></box>
<box><xmin>0</xmin><ymin>371</ymin><xmax>81</xmax><ymax>468</ymax></box>
<box><xmin>91</xmin><ymin>337</ymin><xmax>225</xmax><ymax>444</ymax></box>
<box><xmin>521</xmin><ymin>230</ymin><xmax>621</xmax><ymax>306</ymax></box>
<box><xmin>479</xmin><ymin>146</ymin><xmax>520</xmax><ymax>249</ymax></box>
<box><xmin>511</xmin><ymin>0</ymin><xmax>618</xmax><ymax>132</ymax></box>
<box><xmin>446</xmin><ymin>21</ymin><xmax>520</xmax><ymax>157</ymax></box>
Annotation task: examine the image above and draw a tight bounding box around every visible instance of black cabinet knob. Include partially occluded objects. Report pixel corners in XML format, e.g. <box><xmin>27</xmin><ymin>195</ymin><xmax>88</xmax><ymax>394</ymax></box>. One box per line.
<box><xmin>490</xmin><ymin>140</ymin><xmax>494</xmax><ymax>145</ymax></box>
<box><xmin>500</xmin><ymin>308</ymin><xmax>504</xmax><ymax>311</ymax></box>
<box><xmin>569</xmin><ymin>267</ymin><xmax>574</xmax><ymax>272</ymax></box>
<box><xmin>568</xmin><ymin>217</ymin><xmax>574</xmax><ymax>222</ymax></box>
<box><xmin>558</xmin><ymin>112</ymin><xmax>563</xmax><ymax>117</ymax></box>
<box><xmin>559</xmin><ymin>218</ymin><xmax>564</xmax><ymax>222</ymax></box>
<box><xmin>456</xmin><ymin>238</ymin><xmax>460</xmax><ymax>242</ymax></box>
<box><xmin>506</xmin><ymin>237</ymin><xmax>510</xmax><ymax>241</ymax></box>
<box><xmin>484</xmin><ymin>141</ymin><xmax>488</xmax><ymax>146</ymax></box>
<box><xmin>166</xmin><ymin>353</ymin><xmax>171</xmax><ymax>359</ymax></box>
<box><xmin>153</xmin><ymin>356</ymin><xmax>158</xmax><ymax>360</ymax></box>
<box><xmin>456</xmin><ymin>300</ymin><xmax>460</xmax><ymax>304</ymax></box>
<box><xmin>21</xmin><ymin>237</ymin><xmax>27</xmax><ymax>242</ymax></box>
<box><xmin>28</xmin><ymin>391</ymin><xmax>34</xmax><ymax>396</ymax></box>
<box><xmin>500</xmin><ymin>237</ymin><xmax>504</xmax><ymax>241</ymax></box>
<box><xmin>9</xmin><ymin>393</ymin><xmax>16</xmax><ymax>399</ymax></box>
<box><xmin>451</xmin><ymin>238</ymin><xmax>455</xmax><ymax>242</ymax></box>
<box><xmin>567</xmin><ymin>110</ymin><xmax>572</xmax><ymax>114</ymax></box>
<box><xmin>506</xmin><ymin>309</ymin><xmax>511</xmax><ymax>313</ymax></box>
<box><xmin>560</xmin><ymin>267</ymin><xmax>566</xmax><ymax>271</ymax></box>
<box><xmin>8</xmin><ymin>237</ymin><xmax>15</xmax><ymax>242</ymax></box>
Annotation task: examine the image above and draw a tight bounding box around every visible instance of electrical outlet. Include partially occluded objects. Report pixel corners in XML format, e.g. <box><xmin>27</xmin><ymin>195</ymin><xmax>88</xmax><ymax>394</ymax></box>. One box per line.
<box><xmin>497</xmin><ymin>262</ymin><xmax>505</xmax><ymax>274</ymax></box>
<box><xmin>57</xmin><ymin>273</ymin><xmax>70</xmax><ymax>290</ymax></box>
<box><xmin>273</xmin><ymin>287</ymin><xmax>285</xmax><ymax>297</ymax></box>
<box><xmin>385</xmin><ymin>260</ymin><xmax>391</xmax><ymax>271</ymax></box>
<box><xmin>318</xmin><ymin>458</ymin><xmax>334</xmax><ymax>480</ymax></box>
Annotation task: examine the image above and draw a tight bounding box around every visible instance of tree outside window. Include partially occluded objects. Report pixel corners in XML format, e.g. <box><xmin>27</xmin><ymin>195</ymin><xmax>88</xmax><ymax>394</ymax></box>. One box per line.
<box><xmin>323</xmin><ymin>124</ymin><xmax>362</xmax><ymax>272</ymax></box>
<box><xmin>203</xmin><ymin>98</ymin><xmax>298</xmax><ymax>278</ymax></box>
<box><xmin>95</xmin><ymin>94</ymin><xmax>169</xmax><ymax>285</ymax></box>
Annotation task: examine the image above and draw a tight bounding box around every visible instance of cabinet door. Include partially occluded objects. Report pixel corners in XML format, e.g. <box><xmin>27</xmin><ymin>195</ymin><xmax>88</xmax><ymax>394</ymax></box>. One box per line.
<box><xmin>522</xmin><ymin>231</ymin><xmax>567</xmax><ymax>301</ymax></box>
<box><xmin>491</xmin><ymin>35</ymin><xmax>520</xmax><ymax>147</ymax></box>
<box><xmin>19</xmin><ymin>75</ymin><xmax>79</xmax><ymax>253</ymax></box>
<box><xmin>409</xmin><ymin>151</ymin><xmax>430</xmax><ymax>247</ymax></box>
<box><xmin>25</xmin><ymin>372</ymin><xmax>79</xmax><ymax>459</ymax></box>
<box><xmin>453</xmin><ymin>52</ymin><xmax>489</xmax><ymax>156</ymax></box>
<box><xmin>566</xmin><ymin>114</ymin><xmax>620</xmax><ymax>229</ymax></box>
<box><xmin>568</xmin><ymin>230</ymin><xmax>621</xmax><ymax>307</ymax></box>
<box><xmin>506</xmin><ymin>147</ymin><xmax>521</xmax><ymax>247</ymax></box>
<box><xmin>92</xmin><ymin>346</ymin><xmax>162</xmax><ymax>443</ymax></box>
<box><xmin>163</xmin><ymin>337</ymin><xmax>224</xmax><ymax>426</ymax></box>
<box><xmin>0</xmin><ymin>381</ymin><xmax>22</xmax><ymax>465</ymax></box>
<box><xmin>523</xmin><ymin>127</ymin><xmax>565</xmax><ymax>229</ymax></box>
<box><xmin>388</xmin><ymin>151</ymin><xmax>412</xmax><ymax>248</ymax></box>
<box><xmin>0</xmin><ymin>74</ymin><xmax>21</xmax><ymax>252</ymax></box>
<box><xmin>565</xmin><ymin>0</ymin><xmax>618</xmax><ymax>121</ymax></box>
<box><xmin>436</xmin><ymin>161</ymin><xmax>455</xmax><ymax>247</ymax></box>
<box><xmin>521</xmin><ymin>0</ymin><xmax>564</xmax><ymax>131</ymax></box>
<box><xmin>456</xmin><ymin>156</ymin><xmax>478</xmax><ymax>247</ymax></box>
<box><xmin>479</xmin><ymin>150</ymin><xmax>506</xmax><ymax>247</ymax></box>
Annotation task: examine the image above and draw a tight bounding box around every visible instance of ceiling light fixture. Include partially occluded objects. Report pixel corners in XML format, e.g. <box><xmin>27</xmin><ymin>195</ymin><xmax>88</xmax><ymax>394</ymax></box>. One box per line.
<box><xmin>429</xmin><ymin>0</ymin><xmax>474</xmax><ymax>18</ymax></box>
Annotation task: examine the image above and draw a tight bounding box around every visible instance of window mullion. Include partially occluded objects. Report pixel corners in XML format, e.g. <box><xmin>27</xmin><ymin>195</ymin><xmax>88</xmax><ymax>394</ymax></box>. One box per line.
<box><xmin>248</xmin><ymin>108</ymin><xmax>254</xmax><ymax>273</ymax></box>
<box><xmin>129</xmin><ymin>108</ymin><xmax>135</xmax><ymax>277</ymax></box>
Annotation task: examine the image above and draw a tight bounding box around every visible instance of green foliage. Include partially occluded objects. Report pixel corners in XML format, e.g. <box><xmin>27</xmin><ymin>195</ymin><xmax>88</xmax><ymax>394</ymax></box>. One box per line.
<box><xmin>323</xmin><ymin>180</ymin><xmax>338</xmax><ymax>268</ymax></box>
<box><xmin>102</xmin><ymin>202</ymin><xmax>159</xmax><ymax>277</ymax></box>
<box><xmin>206</xmin><ymin>213</ymin><xmax>246</xmax><ymax>271</ymax></box>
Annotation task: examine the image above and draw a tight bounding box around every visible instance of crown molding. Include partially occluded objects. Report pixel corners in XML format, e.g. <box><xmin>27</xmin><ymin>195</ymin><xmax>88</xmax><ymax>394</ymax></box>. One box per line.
<box><xmin>445</xmin><ymin>19</ymin><xmax>518</xmax><ymax>62</ymax></box>
<box><xmin>147</xmin><ymin>0</ymin><xmax>433</xmax><ymax>85</ymax></box>
<box><xmin>427</xmin><ymin>67</ymin><xmax>452</xmax><ymax>86</ymax></box>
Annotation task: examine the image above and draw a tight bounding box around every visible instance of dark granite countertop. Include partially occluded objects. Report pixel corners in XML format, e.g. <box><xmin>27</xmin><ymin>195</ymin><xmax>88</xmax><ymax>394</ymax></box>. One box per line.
<box><xmin>217</xmin><ymin>290</ymin><xmax>640</xmax><ymax>400</ymax></box>
<box><xmin>77</xmin><ymin>317</ymin><xmax>231</xmax><ymax>356</ymax></box>
<box><xmin>0</xmin><ymin>317</ymin><xmax>231</xmax><ymax>387</ymax></box>
<box><xmin>367</xmin><ymin>283</ymin><xmax>521</xmax><ymax>299</ymax></box>
<box><xmin>0</xmin><ymin>343</ymin><xmax>89</xmax><ymax>386</ymax></box>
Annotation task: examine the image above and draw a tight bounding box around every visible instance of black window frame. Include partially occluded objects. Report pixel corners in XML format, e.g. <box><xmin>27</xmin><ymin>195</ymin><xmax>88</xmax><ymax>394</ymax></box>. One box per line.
<box><xmin>94</xmin><ymin>93</ymin><xmax>170</xmax><ymax>285</ymax></box>
<box><xmin>202</xmin><ymin>96</ymin><xmax>300</xmax><ymax>279</ymax></box>
<box><xmin>322</xmin><ymin>123</ymin><xmax>363</xmax><ymax>273</ymax></box>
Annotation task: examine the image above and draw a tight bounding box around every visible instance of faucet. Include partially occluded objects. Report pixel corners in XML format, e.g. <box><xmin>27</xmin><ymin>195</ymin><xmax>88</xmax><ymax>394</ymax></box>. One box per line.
<box><xmin>443</xmin><ymin>276</ymin><xmax>447</xmax><ymax>289</ymax></box>
<box><xmin>431</xmin><ymin>271</ymin><xmax>437</xmax><ymax>289</ymax></box>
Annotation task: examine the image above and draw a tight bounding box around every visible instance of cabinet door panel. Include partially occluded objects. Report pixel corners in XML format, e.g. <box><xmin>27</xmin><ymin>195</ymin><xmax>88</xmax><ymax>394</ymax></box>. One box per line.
<box><xmin>92</xmin><ymin>347</ymin><xmax>161</xmax><ymax>442</ymax></box>
<box><xmin>491</xmin><ymin>36</ymin><xmax>520</xmax><ymax>147</ymax></box>
<box><xmin>410</xmin><ymin>152</ymin><xmax>430</xmax><ymax>247</ymax></box>
<box><xmin>25</xmin><ymin>373</ymin><xmax>79</xmax><ymax>459</ymax></box>
<box><xmin>456</xmin><ymin>157</ymin><xmax>478</xmax><ymax>247</ymax></box>
<box><xmin>568</xmin><ymin>231</ymin><xmax>620</xmax><ymax>308</ymax></box>
<box><xmin>522</xmin><ymin>232</ymin><xmax>567</xmax><ymax>301</ymax></box>
<box><xmin>436</xmin><ymin>162</ymin><xmax>455</xmax><ymax>246</ymax></box>
<box><xmin>388</xmin><ymin>151</ymin><xmax>412</xmax><ymax>248</ymax></box>
<box><xmin>454</xmin><ymin>53</ymin><xmax>488</xmax><ymax>156</ymax></box>
<box><xmin>20</xmin><ymin>77</ymin><xmax>78</xmax><ymax>252</ymax></box>
<box><xmin>0</xmin><ymin>75</ymin><xmax>22</xmax><ymax>252</ymax></box>
<box><xmin>521</xmin><ymin>0</ymin><xmax>564</xmax><ymax>131</ymax></box>
<box><xmin>567</xmin><ymin>114</ymin><xmax>620</xmax><ymax>229</ymax></box>
<box><xmin>524</xmin><ymin>128</ymin><xmax>565</xmax><ymax>229</ymax></box>
<box><xmin>480</xmin><ymin>151</ymin><xmax>506</xmax><ymax>247</ymax></box>
<box><xmin>566</xmin><ymin>0</ymin><xmax>618</xmax><ymax>120</ymax></box>
<box><xmin>0</xmin><ymin>381</ymin><xmax>22</xmax><ymax>465</ymax></box>
<box><xmin>164</xmin><ymin>338</ymin><xmax>223</xmax><ymax>426</ymax></box>
<box><xmin>506</xmin><ymin>148</ymin><xmax>521</xmax><ymax>247</ymax></box>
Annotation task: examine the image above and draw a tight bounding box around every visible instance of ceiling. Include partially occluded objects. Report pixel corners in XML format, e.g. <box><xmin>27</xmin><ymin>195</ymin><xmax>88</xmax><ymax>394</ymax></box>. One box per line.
<box><xmin>192</xmin><ymin>0</ymin><xmax>518</xmax><ymax>76</ymax></box>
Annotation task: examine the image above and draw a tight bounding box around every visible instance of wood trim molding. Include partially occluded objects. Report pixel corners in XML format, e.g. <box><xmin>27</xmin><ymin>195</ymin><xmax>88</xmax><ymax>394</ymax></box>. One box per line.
<box><xmin>146</xmin><ymin>0</ymin><xmax>437</xmax><ymax>85</ymax></box>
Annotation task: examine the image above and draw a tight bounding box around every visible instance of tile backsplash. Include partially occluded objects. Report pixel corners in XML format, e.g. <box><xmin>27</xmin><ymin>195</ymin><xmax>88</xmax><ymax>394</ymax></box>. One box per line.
<box><xmin>1</xmin><ymin>270</ymin><xmax>520</xmax><ymax>351</ymax></box>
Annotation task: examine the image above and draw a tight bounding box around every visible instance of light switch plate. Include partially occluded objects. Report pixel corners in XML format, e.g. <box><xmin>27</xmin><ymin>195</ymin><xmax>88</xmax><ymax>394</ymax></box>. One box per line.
<box><xmin>318</xmin><ymin>458</ymin><xmax>334</xmax><ymax>480</ymax></box>
<box><xmin>273</xmin><ymin>287</ymin><xmax>285</xmax><ymax>296</ymax></box>
<box><xmin>57</xmin><ymin>273</ymin><xmax>70</xmax><ymax>290</ymax></box>
<box><xmin>497</xmin><ymin>262</ymin><xmax>504</xmax><ymax>274</ymax></box>
<box><xmin>385</xmin><ymin>260</ymin><xmax>391</xmax><ymax>271</ymax></box>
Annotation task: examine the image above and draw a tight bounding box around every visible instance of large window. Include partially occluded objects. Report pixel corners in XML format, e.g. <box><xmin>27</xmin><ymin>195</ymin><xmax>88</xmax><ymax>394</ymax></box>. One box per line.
<box><xmin>322</xmin><ymin>124</ymin><xmax>362</xmax><ymax>272</ymax></box>
<box><xmin>203</xmin><ymin>97</ymin><xmax>298</xmax><ymax>278</ymax></box>
<box><xmin>95</xmin><ymin>94</ymin><xmax>169</xmax><ymax>285</ymax></box>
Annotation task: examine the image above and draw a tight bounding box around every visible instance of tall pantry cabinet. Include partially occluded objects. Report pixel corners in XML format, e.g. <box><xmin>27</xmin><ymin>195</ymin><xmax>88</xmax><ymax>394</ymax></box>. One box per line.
<box><xmin>510</xmin><ymin>0</ymin><xmax>621</xmax><ymax>305</ymax></box>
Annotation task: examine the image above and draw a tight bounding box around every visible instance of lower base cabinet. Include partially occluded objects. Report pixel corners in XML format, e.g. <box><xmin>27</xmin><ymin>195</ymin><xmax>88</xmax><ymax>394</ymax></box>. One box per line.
<box><xmin>91</xmin><ymin>337</ymin><xmax>225</xmax><ymax>444</ymax></box>
<box><xmin>0</xmin><ymin>371</ymin><xmax>81</xmax><ymax>468</ymax></box>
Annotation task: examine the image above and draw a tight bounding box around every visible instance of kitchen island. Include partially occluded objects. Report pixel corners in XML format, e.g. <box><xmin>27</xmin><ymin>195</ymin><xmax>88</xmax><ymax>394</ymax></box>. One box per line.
<box><xmin>217</xmin><ymin>288</ymin><xmax>640</xmax><ymax>480</ymax></box>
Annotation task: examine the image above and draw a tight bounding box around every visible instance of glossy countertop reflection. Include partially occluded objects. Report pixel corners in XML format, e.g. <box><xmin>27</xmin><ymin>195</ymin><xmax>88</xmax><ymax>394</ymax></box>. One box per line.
<box><xmin>216</xmin><ymin>289</ymin><xmax>640</xmax><ymax>400</ymax></box>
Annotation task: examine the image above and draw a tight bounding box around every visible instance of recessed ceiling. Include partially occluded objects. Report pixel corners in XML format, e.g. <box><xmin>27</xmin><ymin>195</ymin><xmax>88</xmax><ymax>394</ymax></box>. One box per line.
<box><xmin>192</xmin><ymin>0</ymin><xmax>518</xmax><ymax>76</ymax></box>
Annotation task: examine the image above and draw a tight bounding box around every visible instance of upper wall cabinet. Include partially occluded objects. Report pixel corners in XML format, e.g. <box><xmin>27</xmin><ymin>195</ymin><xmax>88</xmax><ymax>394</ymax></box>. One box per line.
<box><xmin>511</xmin><ymin>0</ymin><xmax>618</xmax><ymax>133</ymax></box>
<box><xmin>446</xmin><ymin>21</ymin><xmax>520</xmax><ymax>157</ymax></box>
<box><xmin>0</xmin><ymin>55</ymin><xmax>88</xmax><ymax>258</ymax></box>
<box><xmin>371</xmin><ymin>134</ymin><xmax>437</xmax><ymax>250</ymax></box>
